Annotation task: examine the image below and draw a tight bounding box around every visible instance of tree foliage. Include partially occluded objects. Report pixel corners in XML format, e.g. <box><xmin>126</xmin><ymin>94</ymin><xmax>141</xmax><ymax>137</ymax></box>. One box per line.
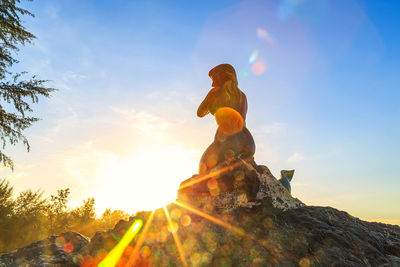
<box><xmin>48</xmin><ymin>188</ymin><xmax>71</xmax><ymax>234</ymax></box>
<box><xmin>0</xmin><ymin>179</ymin><xmax>132</xmax><ymax>253</ymax></box>
<box><xmin>0</xmin><ymin>0</ymin><xmax>55</xmax><ymax>169</ymax></box>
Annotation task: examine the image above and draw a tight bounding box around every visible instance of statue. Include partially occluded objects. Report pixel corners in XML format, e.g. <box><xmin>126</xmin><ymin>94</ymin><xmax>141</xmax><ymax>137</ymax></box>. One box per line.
<box><xmin>197</xmin><ymin>64</ymin><xmax>256</xmax><ymax>175</ymax></box>
<box><xmin>179</xmin><ymin>64</ymin><xmax>294</xmax><ymax>198</ymax></box>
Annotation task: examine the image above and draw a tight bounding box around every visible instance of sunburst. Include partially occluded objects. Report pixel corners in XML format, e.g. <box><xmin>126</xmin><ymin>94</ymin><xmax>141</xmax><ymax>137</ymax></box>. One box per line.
<box><xmin>99</xmin><ymin>156</ymin><xmax>290</xmax><ymax>266</ymax></box>
<box><xmin>98</xmin><ymin>219</ymin><xmax>143</xmax><ymax>267</ymax></box>
<box><xmin>125</xmin><ymin>210</ymin><xmax>155</xmax><ymax>266</ymax></box>
<box><xmin>163</xmin><ymin>206</ymin><xmax>188</xmax><ymax>267</ymax></box>
<box><xmin>178</xmin><ymin>156</ymin><xmax>253</xmax><ymax>191</ymax></box>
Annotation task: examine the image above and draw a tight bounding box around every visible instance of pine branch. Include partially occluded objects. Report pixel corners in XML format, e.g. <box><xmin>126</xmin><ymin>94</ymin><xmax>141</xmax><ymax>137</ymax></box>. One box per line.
<box><xmin>0</xmin><ymin>0</ymin><xmax>55</xmax><ymax>168</ymax></box>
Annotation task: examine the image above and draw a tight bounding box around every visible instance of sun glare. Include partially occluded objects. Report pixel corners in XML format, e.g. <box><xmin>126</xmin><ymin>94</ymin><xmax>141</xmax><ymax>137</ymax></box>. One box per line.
<box><xmin>93</xmin><ymin>145</ymin><xmax>198</xmax><ymax>214</ymax></box>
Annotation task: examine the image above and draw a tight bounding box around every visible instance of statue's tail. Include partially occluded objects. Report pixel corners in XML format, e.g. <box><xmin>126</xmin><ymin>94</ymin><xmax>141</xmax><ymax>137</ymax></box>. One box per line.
<box><xmin>281</xmin><ymin>170</ymin><xmax>295</xmax><ymax>182</ymax></box>
<box><xmin>279</xmin><ymin>170</ymin><xmax>295</xmax><ymax>193</ymax></box>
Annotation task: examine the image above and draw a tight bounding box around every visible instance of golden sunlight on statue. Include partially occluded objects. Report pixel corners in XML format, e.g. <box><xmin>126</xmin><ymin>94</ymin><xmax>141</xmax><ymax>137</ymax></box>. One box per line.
<box><xmin>197</xmin><ymin>64</ymin><xmax>255</xmax><ymax>175</ymax></box>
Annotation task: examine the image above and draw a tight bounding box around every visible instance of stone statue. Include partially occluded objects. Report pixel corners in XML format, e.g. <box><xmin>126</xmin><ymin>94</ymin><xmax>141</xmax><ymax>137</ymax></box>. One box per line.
<box><xmin>197</xmin><ymin>64</ymin><xmax>255</xmax><ymax>174</ymax></box>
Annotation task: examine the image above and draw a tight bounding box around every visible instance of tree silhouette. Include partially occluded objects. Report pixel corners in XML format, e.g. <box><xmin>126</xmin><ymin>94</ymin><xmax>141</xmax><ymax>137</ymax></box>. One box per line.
<box><xmin>47</xmin><ymin>188</ymin><xmax>70</xmax><ymax>234</ymax></box>
<box><xmin>0</xmin><ymin>0</ymin><xmax>55</xmax><ymax>169</ymax></box>
<box><xmin>0</xmin><ymin>180</ymin><xmax>132</xmax><ymax>253</ymax></box>
<box><xmin>100</xmin><ymin>208</ymin><xmax>130</xmax><ymax>229</ymax></box>
<box><xmin>0</xmin><ymin>179</ymin><xmax>15</xmax><ymax>249</ymax></box>
<box><xmin>13</xmin><ymin>189</ymin><xmax>47</xmax><ymax>246</ymax></box>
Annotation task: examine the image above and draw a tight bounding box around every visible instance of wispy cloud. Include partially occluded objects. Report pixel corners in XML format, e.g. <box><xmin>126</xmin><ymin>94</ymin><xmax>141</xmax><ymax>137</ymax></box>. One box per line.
<box><xmin>254</xmin><ymin>122</ymin><xmax>287</xmax><ymax>137</ymax></box>
<box><xmin>288</xmin><ymin>152</ymin><xmax>305</xmax><ymax>162</ymax></box>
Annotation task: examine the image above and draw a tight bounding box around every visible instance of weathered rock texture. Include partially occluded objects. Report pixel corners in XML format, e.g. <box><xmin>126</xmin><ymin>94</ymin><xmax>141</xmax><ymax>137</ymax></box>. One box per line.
<box><xmin>0</xmin><ymin>232</ymin><xmax>88</xmax><ymax>266</ymax></box>
<box><xmin>1</xmin><ymin>160</ymin><xmax>400</xmax><ymax>266</ymax></box>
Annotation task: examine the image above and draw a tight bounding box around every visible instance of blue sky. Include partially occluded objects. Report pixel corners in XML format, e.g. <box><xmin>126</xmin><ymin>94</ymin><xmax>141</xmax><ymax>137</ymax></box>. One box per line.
<box><xmin>2</xmin><ymin>0</ymin><xmax>399</xmax><ymax>223</ymax></box>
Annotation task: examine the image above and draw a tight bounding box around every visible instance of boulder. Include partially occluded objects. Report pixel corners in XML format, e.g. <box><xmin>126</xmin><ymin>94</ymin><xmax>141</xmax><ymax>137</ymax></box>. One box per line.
<box><xmin>0</xmin><ymin>232</ymin><xmax>89</xmax><ymax>267</ymax></box>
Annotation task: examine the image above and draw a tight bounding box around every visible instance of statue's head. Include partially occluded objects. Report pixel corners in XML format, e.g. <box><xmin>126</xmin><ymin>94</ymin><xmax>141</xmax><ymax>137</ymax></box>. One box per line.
<box><xmin>209</xmin><ymin>64</ymin><xmax>238</xmax><ymax>87</ymax></box>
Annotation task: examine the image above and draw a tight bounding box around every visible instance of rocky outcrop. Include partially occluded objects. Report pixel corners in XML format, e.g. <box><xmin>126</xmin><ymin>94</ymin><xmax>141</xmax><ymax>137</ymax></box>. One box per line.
<box><xmin>0</xmin><ymin>232</ymin><xmax>88</xmax><ymax>267</ymax></box>
<box><xmin>1</xmin><ymin>160</ymin><xmax>400</xmax><ymax>266</ymax></box>
<box><xmin>177</xmin><ymin>158</ymin><xmax>304</xmax><ymax>212</ymax></box>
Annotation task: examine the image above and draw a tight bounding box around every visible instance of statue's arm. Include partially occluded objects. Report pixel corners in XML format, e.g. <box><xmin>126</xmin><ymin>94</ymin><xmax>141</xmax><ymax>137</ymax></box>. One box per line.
<box><xmin>197</xmin><ymin>97</ymin><xmax>210</xmax><ymax>117</ymax></box>
<box><xmin>197</xmin><ymin>89</ymin><xmax>215</xmax><ymax>117</ymax></box>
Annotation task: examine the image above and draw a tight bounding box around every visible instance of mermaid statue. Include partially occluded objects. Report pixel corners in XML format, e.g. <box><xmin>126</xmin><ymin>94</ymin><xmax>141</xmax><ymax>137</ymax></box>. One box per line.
<box><xmin>179</xmin><ymin>64</ymin><xmax>293</xmax><ymax>197</ymax></box>
<box><xmin>197</xmin><ymin>64</ymin><xmax>256</xmax><ymax>175</ymax></box>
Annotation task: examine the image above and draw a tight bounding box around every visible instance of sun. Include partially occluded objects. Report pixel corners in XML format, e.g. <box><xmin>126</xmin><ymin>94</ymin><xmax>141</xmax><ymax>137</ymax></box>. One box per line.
<box><xmin>93</xmin><ymin>144</ymin><xmax>198</xmax><ymax>215</ymax></box>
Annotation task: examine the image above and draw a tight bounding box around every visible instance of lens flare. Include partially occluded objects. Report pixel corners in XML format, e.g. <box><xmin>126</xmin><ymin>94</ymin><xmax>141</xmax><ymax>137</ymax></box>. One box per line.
<box><xmin>126</xmin><ymin>210</ymin><xmax>155</xmax><ymax>266</ymax></box>
<box><xmin>256</xmin><ymin>27</ymin><xmax>268</xmax><ymax>38</ymax></box>
<box><xmin>205</xmin><ymin>153</ymin><xmax>218</xmax><ymax>168</ymax></box>
<box><xmin>179</xmin><ymin>156</ymin><xmax>253</xmax><ymax>191</ymax></box>
<box><xmin>207</xmin><ymin>178</ymin><xmax>218</xmax><ymax>190</ymax></box>
<box><xmin>173</xmin><ymin>201</ymin><xmax>293</xmax><ymax>260</ymax></box>
<box><xmin>171</xmin><ymin>208</ymin><xmax>182</xmax><ymax>220</ymax></box>
<box><xmin>215</xmin><ymin>107</ymin><xmax>244</xmax><ymax>136</ymax></box>
<box><xmin>55</xmin><ymin>236</ymin><xmax>65</xmax><ymax>248</ymax></box>
<box><xmin>299</xmin><ymin>257</ymin><xmax>311</xmax><ymax>267</ymax></box>
<box><xmin>251</xmin><ymin>61</ymin><xmax>266</xmax><ymax>75</ymax></box>
<box><xmin>63</xmin><ymin>242</ymin><xmax>74</xmax><ymax>253</ymax></box>
<box><xmin>174</xmin><ymin>201</ymin><xmax>246</xmax><ymax>236</ymax></box>
<box><xmin>256</xmin><ymin>27</ymin><xmax>275</xmax><ymax>44</ymax></box>
<box><xmin>239</xmin><ymin>67</ymin><xmax>250</xmax><ymax>78</ymax></box>
<box><xmin>72</xmin><ymin>254</ymin><xmax>84</xmax><ymax>265</ymax></box>
<box><xmin>163</xmin><ymin>207</ymin><xmax>188</xmax><ymax>266</ymax></box>
<box><xmin>98</xmin><ymin>219</ymin><xmax>143</xmax><ymax>267</ymax></box>
<box><xmin>249</xmin><ymin>50</ymin><xmax>259</xmax><ymax>64</ymax></box>
<box><xmin>168</xmin><ymin>221</ymin><xmax>179</xmax><ymax>233</ymax></box>
<box><xmin>180</xmin><ymin>215</ymin><xmax>191</xmax><ymax>227</ymax></box>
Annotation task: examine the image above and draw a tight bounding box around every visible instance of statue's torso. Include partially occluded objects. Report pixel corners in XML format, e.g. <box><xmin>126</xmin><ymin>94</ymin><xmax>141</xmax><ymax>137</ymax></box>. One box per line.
<box><xmin>208</xmin><ymin>88</ymin><xmax>248</xmax><ymax>121</ymax></box>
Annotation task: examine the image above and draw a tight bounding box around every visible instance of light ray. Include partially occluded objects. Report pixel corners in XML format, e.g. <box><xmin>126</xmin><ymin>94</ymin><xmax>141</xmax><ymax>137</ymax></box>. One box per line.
<box><xmin>174</xmin><ymin>201</ymin><xmax>293</xmax><ymax>260</ymax></box>
<box><xmin>178</xmin><ymin>156</ymin><xmax>253</xmax><ymax>191</ymax></box>
<box><xmin>126</xmin><ymin>210</ymin><xmax>155</xmax><ymax>266</ymax></box>
<box><xmin>174</xmin><ymin>201</ymin><xmax>246</xmax><ymax>236</ymax></box>
<box><xmin>98</xmin><ymin>219</ymin><xmax>143</xmax><ymax>267</ymax></box>
<box><xmin>163</xmin><ymin>206</ymin><xmax>188</xmax><ymax>267</ymax></box>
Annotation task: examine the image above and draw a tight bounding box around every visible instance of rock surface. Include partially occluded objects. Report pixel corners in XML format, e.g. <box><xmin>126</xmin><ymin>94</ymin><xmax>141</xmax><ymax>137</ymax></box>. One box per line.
<box><xmin>177</xmin><ymin>158</ymin><xmax>304</xmax><ymax>212</ymax></box>
<box><xmin>1</xmin><ymin>160</ymin><xmax>400</xmax><ymax>266</ymax></box>
<box><xmin>0</xmin><ymin>232</ymin><xmax>88</xmax><ymax>267</ymax></box>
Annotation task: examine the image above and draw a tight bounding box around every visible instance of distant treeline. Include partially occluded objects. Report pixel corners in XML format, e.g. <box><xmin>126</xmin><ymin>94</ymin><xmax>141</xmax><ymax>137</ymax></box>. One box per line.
<box><xmin>0</xmin><ymin>179</ymin><xmax>130</xmax><ymax>253</ymax></box>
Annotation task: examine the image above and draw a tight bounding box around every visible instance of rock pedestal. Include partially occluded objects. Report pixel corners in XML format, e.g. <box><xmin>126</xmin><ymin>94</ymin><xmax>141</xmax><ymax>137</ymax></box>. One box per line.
<box><xmin>178</xmin><ymin>158</ymin><xmax>304</xmax><ymax>213</ymax></box>
<box><xmin>1</xmin><ymin>160</ymin><xmax>400</xmax><ymax>266</ymax></box>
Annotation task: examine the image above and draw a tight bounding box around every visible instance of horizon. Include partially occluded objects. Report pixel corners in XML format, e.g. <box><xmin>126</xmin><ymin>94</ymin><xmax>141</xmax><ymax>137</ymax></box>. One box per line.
<box><xmin>0</xmin><ymin>0</ymin><xmax>399</xmax><ymax>225</ymax></box>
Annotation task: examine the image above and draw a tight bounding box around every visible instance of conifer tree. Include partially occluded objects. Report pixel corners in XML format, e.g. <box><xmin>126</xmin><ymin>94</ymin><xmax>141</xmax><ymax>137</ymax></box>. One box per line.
<box><xmin>0</xmin><ymin>0</ymin><xmax>55</xmax><ymax>169</ymax></box>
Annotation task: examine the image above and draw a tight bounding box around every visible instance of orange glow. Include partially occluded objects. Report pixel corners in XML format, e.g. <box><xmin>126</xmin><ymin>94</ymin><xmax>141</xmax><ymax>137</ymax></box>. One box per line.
<box><xmin>180</xmin><ymin>214</ymin><xmax>191</xmax><ymax>227</ymax></box>
<box><xmin>215</xmin><ymin>107</ymin><xmax>244</xmax><ymax>136</ymax></box>
<box><xmin>207</xmin><ymin>177</ymin><xmax>218</xmax><ymax>190</ymax></box>
<box><xmin>163</xmin><ymin>207</ymin><xmax>188</xmax><ymax>267</ymax></box>
<box><xmin>205</xmin><ymin>152</ymin><xmax>218</xmax><ymax>169</ymax></box>
<box><xmin>178</xmin><ymin>156</ymin><xmax>252</xmax><ymax>191</ymax></box>
<box><xmin>208</xmin><ymin>177</ymin><xmax>220</xmax><ymax>195</ymax></box>
<box><xmin>63</xmin><ymin>242</ymin><xmax>74</xmax><ymax>253</ymax></box>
